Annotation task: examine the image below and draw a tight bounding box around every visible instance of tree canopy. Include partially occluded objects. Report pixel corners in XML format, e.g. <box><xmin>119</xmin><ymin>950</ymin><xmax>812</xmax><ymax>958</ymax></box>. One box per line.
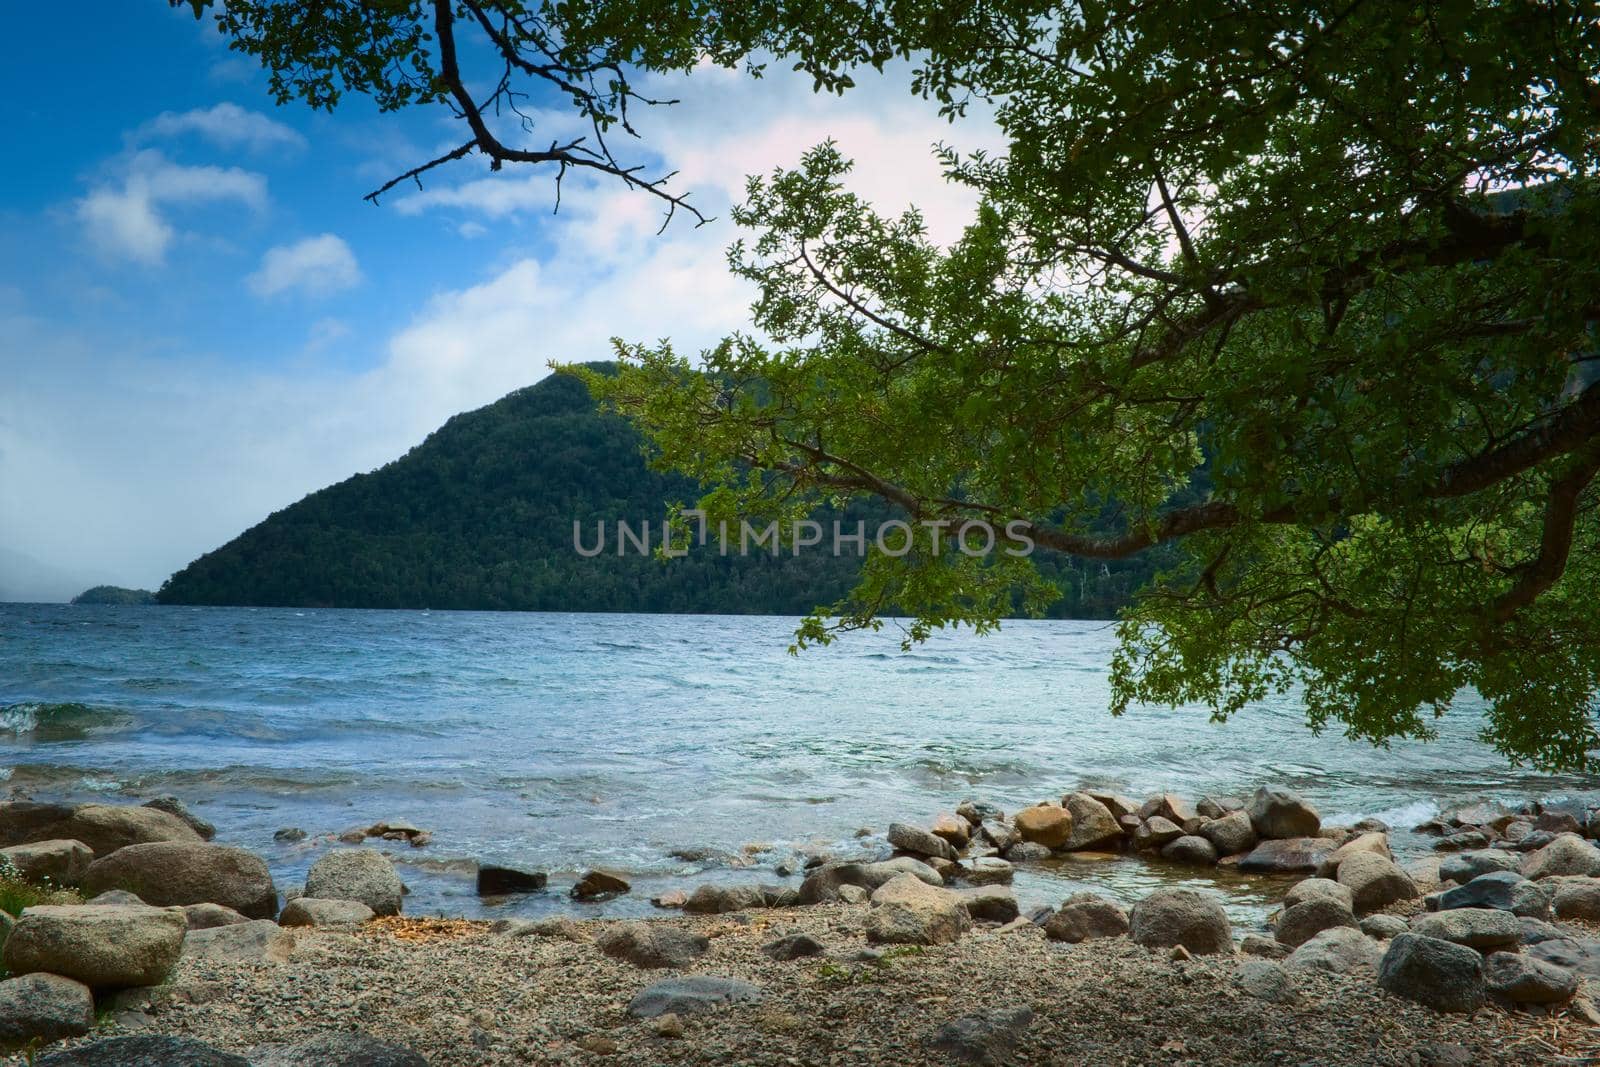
<box><xmin>184</xmin><ymin>0</ymin><xmax>1600</xmax><ymax>769</ymax></box>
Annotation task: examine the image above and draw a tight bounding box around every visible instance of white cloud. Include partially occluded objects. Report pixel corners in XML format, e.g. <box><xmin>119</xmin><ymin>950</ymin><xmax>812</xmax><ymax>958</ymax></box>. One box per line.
<box><xmin>138</xmin><ymin>103</ymin><xmax>305</xmax><ymax>153</ymax></box>
<box><xmin>76</xmin><ymin>149</ymin><xmax>267</xmax><ymax>265</ymax></box>
<box><xmin>247</xmin><ymin>234</ymin><xmax>362</xmax><ymax>298</ymax></box>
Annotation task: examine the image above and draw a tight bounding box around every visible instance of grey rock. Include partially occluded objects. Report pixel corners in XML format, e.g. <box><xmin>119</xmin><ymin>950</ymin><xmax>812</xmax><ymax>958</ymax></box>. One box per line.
<box><xmin>1002</xmin><ymin>841</ymin><xmax>1053</xmax><ymax>862</ymax></box>
<box><xmin>0</xmin><ymin>972</ymin><xmax>94</xmax><ymax>1042</ymax></box>
<box><xmin>1529</xmin><ymin>936</ymin><xmax>1600</xmax><ymax>979</ymax></box>
<box><xmin>762</xmin><ymin>932</ymin><xmax>825</xmax><ymax>961</ymax></box>
<box><xmin>627</xmin><ymin>976</ymin><xmax>765</xmax><ymax>1018</ymax></box>
<box><xmin>37</xmin><ymin>1036</ymin><xmax>251</xmax><ymax>1067</ymax></box>
<box><xmin>977</xmin><ymin>820</ymin><xmax>1019</xmax><ymax>852</ymax></box>
<box><xmin>1060</xmin><ymin>793</ymin><xmax>1122</xmax><ymax>851</ymax></box>
<box><xmin>797</xmin><ymin>857</ymin><xmax>942</xmax><ymax>904</ymax></box>
<box><xmin>279</xmin><ymin>897</ymin><xmax>375</xmax><ymax>927</ymax></box>
<box><xmin>1315</xmin><ymin>831</ymin><xmax>1394</xmax><ymax>878</ymax></box>
<box><xmin>1235</xmin><ymin>959</ymin><xmax>1300</xmax><ymax>1005</ymax></box>
<box><xmin>181</xmin><ymin>903</ymin><xmax>249</xmax><ymax>930</ymax></box>
<box><xmin>928</xmin><ymin>1006</ymin><xmax>1033</xmax><ymax>1066</ymax></box>
<box><xmin>82</xmin><ymin>841</ymin><xmax>277</xmax><ymax>919</ymax></box>
<box><xmin>1284</xmin><ymin>878</ymin><xmax>1354</xmax><ymax>910</ymax></box>
<box><xmin>1438</xmin><ymin>870</ymin><xmax>1550</xmax><ymax>918</ymax></box>
<box><xmin>1043</xmin><ymin>893</ymin><xmax>1129</xmax><ymax>943</ymax></box>
<box><xmin>1198</xmin><ymin>810</ymin><xmax>1257</xmax><ymax>857</ymax></box>
<box><xmin>141</xmin><ymin>796</ymin><xmax>215</xmax><ymax>841</ymax></box>
<box><xmin>1240</xmin><ymin>934</ymin><xmax>1291</xmax><ymax>959</ymax></box>
<box><xmin>1131</xmin><ymin>816</ymin><xmax>1183</xmax><ymax>851</ymax></box>
<box><xmin>1553</xmin><ymin>878</ymin><xmax>1600</xmax><ymax>920</ymax></box>
<box><xmin>1435</xmin><ymin>831</ymin><xmax>1490</xmax><ymax>852</ymax></box>
<box><xmin>0</xmin><ymin>838</ymin><xmax>93</xmax><ymax>886</ymax></box>
<box><xmin>1160</xmin><ymin>835</ymin><xmax>1218</xmax><ymax>865</ymax></box>
<box><xmin>182</xmin><ymin>919</ymin><xmax>294</xmax><ymax>964</ymax></box>
<box><xmin>1247</xmin><ymin>786</ymin><xmax>1321</xmax><ymax>839</ymax></box>
<box><xmin>957</xmin><ymin>800</ymin><xmax>1004</xmax><ymax>826</ymax></box>
<box><xmin>683</xmin><ymin>883</ymin><xmax>767</xmax><ymax>914</ymax></box>
<box><xmin>866</xmin><ymin>873</ymin><xmax>970</xmax><ymax>945</ymax></box>
<box><xmin>0</xmin><ymin>802</ymin><xmax>203</xmax><ymax>857</ymax></box>
<box><xmin>961</xmin><ymin>857</ymin><xmax>1014</xmax><ymax>886</ymax></box>
<box><xmin>1196</xmin><ymin>795</ymin><xmax>1245</xmax><ymax>818</ymax></box>
<box><xmin>1410</xmin><ymin>907</ymin><xmax>1522</xmax><ymax>950</ymax></box>
<box><xmin>1129</xmin><ymin>888</ymin><xmax>1231</xmax><ymax>955</ymax></box>
<box><xmin>1237</xmin><ymin>837</ymin><xmax>1339</xmax><ymax>874</ymax></box>
<box><xmin>1483</xmin><ymin>950</ymin><xmax>1578</xmax><ymax>1004</ymax></box>
<box><xmin>475</xmin><ymin>865</ymin><xmax>546</xmax><ymax>896</ymax></box>
<box><xmin>306</xmin><ymin>849</ymin><xmax>404</xmax><ymax>915</ymax></box>
<box><xmin>1275</xmin><ymin>897</ymin><xmax>1358</xmax><ymax>948</ymax></box>
<box><xmin>249</xmin><ymin>1033</ymin><xmax>430</xmax><ymax>1066</ymax></box>
<box><xmin>1</xmin><ymin>903</ymin><xmax>185</xmax><ymax>988</ymax></box>
<box><xmin>1360</xmin><ymin>914</ymin><xmax>1411</xmax><ymax>939</ymax></box>
<box><xmin>84</xmin><ymin>889</ymin><xmax>145</xmax><ymax>906</ymax></box>
<box><xmin>272</xmin><ymin>828</ymin><xmax>307</xmax><ymax>843</ymax></box>
<box><xmin>596</xmin><ymin>922</ymin><xmax>709</xmax><ymax>969</ymax></box>
<box><xmin>1439</xmin><ymin>849</ymin><xmax>1520</xmax><ymax>884</ymax></box>
<box><xmin>1285</xmin><ymin>927</ymin><xmax>1383</xmax><ymax>976</ymax></box>
<box><xmin>1337</xmin><ymin>852</ymin><xmax>1418</xmax><ymax>913</ymax></box>
<box><xmin>1514</xmin><ymin>830</ymin><xmax>1557</xmax><ymax>852</ymax></box>
<box><xmin>1378</xmin><ymin>933</ymin><xmax>1485</xmax><ymax>1012</ymax></box>
<box><xmin>888</xmin><ymin>822</ymin><xmax>958</xmax><ymax>862</ymax></box>
<box><xmin>1521</xmin><ymin>833</ymin><xmax>1600</xmax><ymax>879</ymax></box>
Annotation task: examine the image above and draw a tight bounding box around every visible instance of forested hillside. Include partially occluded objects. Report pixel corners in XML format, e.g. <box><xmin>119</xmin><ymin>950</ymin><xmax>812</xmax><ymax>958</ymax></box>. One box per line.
<box><xmin>158</xmin><ymin>369</ymin><xmax>1162</xmax><ymax>616</ymax></box>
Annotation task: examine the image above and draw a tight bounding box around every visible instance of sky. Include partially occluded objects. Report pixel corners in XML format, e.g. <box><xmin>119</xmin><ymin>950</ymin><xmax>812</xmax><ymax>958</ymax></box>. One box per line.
<box><xmin>0</xmin><ymin>1</ymin><xmax>994</xmax><ymax>601</ymax></box>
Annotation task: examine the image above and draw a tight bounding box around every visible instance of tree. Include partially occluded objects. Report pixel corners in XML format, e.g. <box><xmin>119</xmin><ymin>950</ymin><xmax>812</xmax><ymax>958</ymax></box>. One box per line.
<box><xmin>185</xmin><ymin>1</ymin><xmax>1600</xmax><ymax>769</ymax></box>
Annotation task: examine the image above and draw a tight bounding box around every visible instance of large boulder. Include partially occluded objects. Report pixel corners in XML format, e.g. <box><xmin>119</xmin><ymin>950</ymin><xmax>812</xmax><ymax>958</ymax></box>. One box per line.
<box><xmin>928</xmin><ymin>1006</ymin><xmax>1034</xmax><ymax>1066</ymax></box>
<box><xmin>81</xmin><ymin>842</ymin><xmax>277</xmax><ymax>919</ymax></box>
<box><xmin>1013</xmin><ymin>804</ymin><xmax>1073</xmax><ymax>849</ymax></box>
<box><xmin>1160</xmin><ymin>835</ymin><xmax>1218</xmax><ymax>865</ymax></box>
<box><xmin>1138</xmin><ymin>794</ymin><xmax>1196</xmax><ymax>825</ymax></box>
<box><xmin>1410</xmin><ymin>907</ymin><xmax>1522</xmax><ymax>950</ymax></box>
<box><xmin>304</xmin><ymin>849</ymin><xmax>403</xmax><ymax>915</ymax></box>
<box><xmin>1131</xmin><ymin>816</ymin><xmax>1183</xmax><ymax>851</ymax></box>
<box><xmin>866</xmin><ymin>873</ymin><xmax>970</xmax><ymax>945</ymax></box>
<box><xmin>0</xmin><ymin>839</ymin><xmax>93</xmax><ymax>886</ymax></box>
<box><xmin>1247</xmin><ymin>787</ymin><xmax>1321</xmax><ymax>839</ymax></box>
<box><xmin>962</xmin><ymin>857</ymin><xmax>1014</xmax><ymax>886</ymax></box>
<box><xmin>1439</xmin><ymin>850</ymin><xmax>1520</xmax><ymax>885</ymax></box>
<box><xmin>1275</xmin><ymin>897</ymin><xmax>1358</xmax><ymax>949</ymax></box>
<box><xmin>1336</xmin><ymin>852</ymin><xmax>1417</xmax><ymax>913</ymax></box>
<box><xmin>1315</xmin><ymin>831</ymin><xmax>1392</xmax><ymax>878</ymax></box>
<box><xmin>1438</xmin><ymin>870</ymin><xmax>1551</xmax><ymax>918</ymax></box>
<box><xmin>1043</xmin><ymin>893</ymin><xmax>1129</xmax><ymax>943</ymax></box>
<box><xmin>181</xmin><ymin>920</ymin><xmax>294</xmax><ymax>964</ymax></box>
<box><xmin>1283</xmin><ymin>878</ymin><xmax>1354</xmax><ymax>911</ymax></box>
<box><xmin>570</xmin><ymin>869</ymin><xmax>630</xmax><ymax>900</ymax></box>
<box><xmin>1522</xmin><ymin>833</ymin><xmax>1600</xmax><ymax>880</ymax></box>
<box><xmin>1061</xmin><ymin>793</ymin><xmax>1122</xmax><ymax>851</ymax></box>
<box><xmin>279</xmin><ymin>897</ymin><xmax>375</xmax><ymax>927</ymax></box>
<box><xmin>796</xmin><ymin>858</ymin><xmax>941</xmax><ymax>904</ymax></box>
<box><xmin>683</xmin><ymin>884</ymin><xmax>767</xmax><ymax>914</ymax></box>
<box><xmin>1285</xmin><ymin>927</ymin><xmax>1382</xmax><ymax>976</ymax></box>
<box><xmin>887</xmin><ymin>822</ymin><xmax>958</xmax><ymax>862</ymax></box>
<box><xmin>37</xmin><ymin>1036</ymin><xmax>253</xmax><ymax>1067</ymax></box>
<box><xmin>1237</xmin><ymin>837</ymin><xmax>1339</xmax><ymax>874</ymax></box>
<box><xmin>1198</xmin><ymin>810</ymin><xmax>1257</xmax><ymax>857</ymax></box>
<box><xmin>1483</xmin><ymin>950</ymin><xmax>1578</xmax><ymax>1005</ymax></box>
<box><xmin>627</xmin><ymin>976</ymin><xmax>765</xmax><ymax>1018</ymax></box>
<box><xmin>1377</xmin><ymin>933</ymin><xmax>1485</xmax><ymax>1012</ymax></box>
<box><xmin>1552</xmin><ymin>878</ymin><xmax>1600</xmax><ymax>921</ymax></box>
<box><xmin>0</xmin><ymin>972</ymin><xmax>95</xmax><ymax>1043</ymax></box>
<box><xmin>596</xmin><ymin>922</ymin><xmax>709</xmax><ymax>969</ymax></box>
<box><xmin>141</xmin><ymin>797</ymin><xmax>215</xmax><ymax>841</ymax></box>
<box><xmin>930</xmin><ymin>813</ymin><xmax>972</xmax><ymax>850</ymax></box>
<box><xmin>2</xmin><ymin>904</ymin><xmax>186</xmax><ymax>987</ymax></box>
<box><xmin>0</xmin><ymin>802</ymin><xmax>202</xmax><ymax>857</ymax></box>
<box><xmin>978</xmin><ymin>820</ymin><xmax>1019</xmax><ymax>853</ymax></box>
<box><xmin>182</xmin><ymin>903</ymin><xmax>249</xmax><ymax>930</ymax></box>
<box><xmin>956</xmin><ymin>885</ymin><xmax>1019</xmax><ymax>923</ymax></box>
<box><xmin>1234</xmin><ymin>960</ymin><xmax>1300</xmax><ymax>1005</ymax></box>
<box><xmin>1129</xmin><ymin>888</ymin><xmax>1231</xmax><ymax>955</ymax></box>
<box><xmin>475</xmin><ymin>865</ymin><xmax>547</xmax><ymax>896</ymax></box>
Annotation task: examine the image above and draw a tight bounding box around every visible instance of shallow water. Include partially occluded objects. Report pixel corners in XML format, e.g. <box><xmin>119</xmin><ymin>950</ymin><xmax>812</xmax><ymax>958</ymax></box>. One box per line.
<box><xmin>0</xmin><ymin>604</ymin><xmax>1589</xmax><ymax>928</ymax></box>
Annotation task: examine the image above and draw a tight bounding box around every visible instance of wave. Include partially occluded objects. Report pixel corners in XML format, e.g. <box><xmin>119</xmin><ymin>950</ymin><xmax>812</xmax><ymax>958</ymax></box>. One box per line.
<box><xmin>0</xmin><ymin>702</ymin><xmax>133</xmax><ymax>742</ymax></box>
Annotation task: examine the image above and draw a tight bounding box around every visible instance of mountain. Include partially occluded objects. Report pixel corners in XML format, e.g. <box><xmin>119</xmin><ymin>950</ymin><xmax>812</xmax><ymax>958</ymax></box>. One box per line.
<box><xmin>71</xmin><ymin>586</ymin><xmax>157</xmax><ymax>605</ymax></box>
<box><xmin>158</xmin><ymin>367</ymin><xmax>1159</xmax><ymax>616</ymax></box>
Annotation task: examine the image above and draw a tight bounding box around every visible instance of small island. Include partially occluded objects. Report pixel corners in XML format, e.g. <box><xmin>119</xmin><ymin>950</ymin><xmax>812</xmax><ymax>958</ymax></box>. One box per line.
<box><xmin>70</xmin><ymin>585</ymin><xmax>157</xmax><ymax>606</ymax></box>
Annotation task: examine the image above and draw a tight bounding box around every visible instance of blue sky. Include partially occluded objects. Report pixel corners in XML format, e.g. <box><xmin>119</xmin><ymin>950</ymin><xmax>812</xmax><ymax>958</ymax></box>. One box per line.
<box><xmin>0</xmin><ymin>2</ymin><xmax>987</xmax><ymax>599</ymax></box>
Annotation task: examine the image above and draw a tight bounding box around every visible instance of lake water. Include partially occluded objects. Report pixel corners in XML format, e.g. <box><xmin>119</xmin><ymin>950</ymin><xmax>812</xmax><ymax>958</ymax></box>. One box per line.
<box><xmin>1</xmin><ymin>603</ymin><xmax>1590</xmax><ymax>929</ymax></box>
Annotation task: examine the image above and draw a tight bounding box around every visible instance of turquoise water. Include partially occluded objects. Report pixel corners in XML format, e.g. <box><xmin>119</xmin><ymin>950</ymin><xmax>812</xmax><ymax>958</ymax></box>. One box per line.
<box><xmin>0</xmin><ymin>604</ymin><xmax>1589</xmax><ymax>925</ymax></box>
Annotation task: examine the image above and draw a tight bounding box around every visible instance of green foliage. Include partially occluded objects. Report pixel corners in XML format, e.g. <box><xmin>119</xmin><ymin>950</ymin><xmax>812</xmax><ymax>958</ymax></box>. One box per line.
<box><xmin>0</xmin><ymin>857</ymin><xmax>79</xmax><ymax>918</ymax></box>
<box><xmin>196</xmin><ymin>1</ymin><xmax>1600</xmax><ymax>768</ymax></box>
<box><xmin>70</xmin><ymin>586</ymin><xmax>156</xmax><ymax>606</ymax></box>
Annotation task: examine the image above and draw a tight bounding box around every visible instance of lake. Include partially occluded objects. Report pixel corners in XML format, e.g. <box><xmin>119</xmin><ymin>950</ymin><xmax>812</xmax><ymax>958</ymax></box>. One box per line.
<box><xmin>1</xmin><ymin>603</ymin><xmax>1588</xmax><ymax>927</ymax></box>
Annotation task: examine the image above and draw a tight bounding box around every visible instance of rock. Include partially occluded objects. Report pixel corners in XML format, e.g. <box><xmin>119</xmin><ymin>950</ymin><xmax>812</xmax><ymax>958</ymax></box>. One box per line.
<box><xmin>1315</xmin><ymin>831</ymin><xmax>1393</xmax><ymax>878</ymax></box>
<box><xmin>1138</xmin><ymin>794</ymin><xmax>1196</xmax><ymax>825</ymax></box>
<box><xmin>1501</xmin><ymin>820</ymin><xmax>1535</xmax><ymax>845</ymax></box>
<box><xmin>762</xmin><ymin>932</ymin><xmax>825</xmax><ymax>961</ymax></box>
<box><xmin>651</xmin><ymin>890</ymin><xmax>688</xmax><ymax>909</ymax></box>
<box><xmin>837</xmin><ymin>884</ymin><xmax>869</xmax><ymax>904</ymax></box>
<box><xmin>888</xmin><ymin>822</ymin><xmax>958</xmax><ymax>862</ymax></box>
<box><xmin>1435</xmin><ymin>831</ymin><xmax>1491</xmax><ymax>852</ymax></box>
<box><xmin>1410</xmin><ymin>907</ymin><xmax>1523</xmax><ymax>950</ymax></box>
<box><xmin>928</xmin><ymin>1006</ymin><xmax>1033</xmax><ymax>1066</ymax></box>
<box><xmin>1129</xmin><ymin>888</ymin><xmax>1231</xmax><ymax>955</ymax></box>
<box><xmin>182</xmin><ymin>920</ymin><xmax>293</xmax><ymax>964</ymax></box>
<box><xmin>84</xmin><ymin>889</ymin><xmax>145</xmax><ymax>906</ymax></box>
<box><xmin>956</xmin><ymin>885</ymin><xmax>1019</xmax><ymax>923</ymax></box>
<box><xmin>181</xmin><ymin>903</ymin><xmax>249</xmax><ymax>930</ymax></box>
<box><xmin>961</xmin><ymin>857</ymin><xmax>1014</xmax><ymax>886</ymax></box>
<box><xmin>2</xmin><ymin>904</ymin><xmax>186</xmax><ymax>987</ymax></box>
<box><xmin>1378</xmin><ymin>933</ymin><xmax>1485</xmax><ymax>1012</ymax></box>
<box><xmin>305</xmin><ymin>849</ymin><xmax>403</xmax><ymax>915</ymax></box>
<box><xmin>1522</xmin><ymin>833</ymin><xmax>1600</xmax><ymax>880</ymax></box>
<box><xmin>978</xmin><ymin>820</ymin><xmax>1019</xmax><ymax>852</ymax></box>
<box><xmin>682</xmin><ymin>883</ymin><xmax>765</xmax><ymax>914</ymax></box>
<box><xmin>0</xmin><ymin>972</ymin><xmax>94</xmax><ymax>1042</ymax></box>
<box><xmin>596</xmin><ymin>922</ymin><xmax>709</xmax><ymax>969</ymax></box>
<box><xmin>1002</xmin><ymin>841</ymin><xmax>1053</xmax><ymax>862</ymax></box>
<box><xmin>1247</xmin><ymin>786</ymin><xmax>1321</xmax><ymax>839</ymax></box>
<box><xmin>248</xmin><ymin>1033</ymin><xmax>430</xmax><ymax>1067</ymax></box>
<box><xmin>1361</xmin><ymin>914</ymin><xmax>1411</xmax><ymax>939</ymax></box>
<box><xmin>81</xmin><ymin>842</ymin><xmax>277</xmax><ymax>919</ymax></box>
<box><xmin>1530</xmin><ymin>937</ymin><xmax>1600</xmax><ymax>979</ymax></box>
<box><xmin>1198</xmin><ymin>810</ymin><xmax>1256</xmax><ymax>857</ymax></box>
<box><xmin>1514</xmin><ymin>830</ymin><xmax>1557</xmax><ymax>852</ymax></box>
<box><xmin>1235</xmin><ymin>959</ymin><xmax>1300</xmax><ymax>1005</ymax></box>
<box><xmin>1336</xmin><ymin>852</ymin><xmax>1418</xmax><ymax>913</ymax></box>
<box><xmin>1535</xmin><ymin>811</ymin><xmax>1584</xmax><ymax>835</ymax></box>
<box><xmin>957</xmin><ymin>800</ymin><xmax>1004</xmax><ymax>826</ymax></box>
<box><xmin>475</xmin><ymin>865</ymin><xmax>547</xmax><ymax>896</ymax></box>
<box><xmin>1483</xmin><ymin>950</ymin><xmax>1577</xmax><ymax>1004</ymax></box>
<box><xmin>1131</xmin><ymin>816</ymin><xmax>1183</xmax><ymax>850</ymax></box>
<box><xmin>1237</xmin><ymin>837</ymin><xmax>1338</xmax><ymax>874</ymax></box>
<box><xmin>279</xmin><ymin>897</ymin><xmax>375</xmax><ymax>927</ymax></box>
<box><xmin>1084</xmin><ymin>791</ymin><xmax>1140</xmax><ymax>821</ymax></box>
<box><xmin>0</xmin><ymin>802</ymin><xmax>202</xmax><ymax>857</ymax></box>
<box><xmin>1043</xmin><ymin>893</ymin><xmax>1129</xmax><ymax>943</ymax></box>
<box><xmin>653</xmin><ymin>1012</ymin><xmax>685</xmax><ymax>1038</ymax></box>
<box><xmin>1285</xmin><ymin>927</ymin><xmax>1383</xmax><ymax>976</ymax></box>
<box><xmin>142</xmin><ymin>797</ymin><xmax>215</xmax><ymax>841</ymax></box>
<box><xmin>796</xmin><ymin>858</ymin><xmax>941</xmax><ymax>904</ymax></box>
<box><xmin>1552</xmin><ymin>878</ymin><xmax>1600</xmax><ymax>921</ymax></box>
<box><xmin>1439</xmin><ymin>870</ymin><xmax>1551</xmax><ymax>918</ymax></box>
<box><xmin>273</xmin><ymin>828</ymin><xmax>307</xmax><ymax>843</ymax></box>
<box><xmin>1061</xmin><ymin>793</ymin><xmax>1122</xmax><ymax>851</ymax></box>
<box><xmin>1241</xmin><ymin>934</ymin><xmax>1291</xmax><ymax>959</ymax></box>
<box><xmin>570</xmin><ymin>869</ymin><xmax>632</xmax><ymax>901</ymax></box>
<box><xmin>1012</xmin><ymin>804</ymin><xmax>1073</xmax><ymax>849</ymax></box>
<box><xmin>627</xmin><ymin>976</ymin><xmax>765</xmax><ymax>1018</ymax></box>
<box><xmin>1284</xmin><ymin>877</ymin><xmax>1355</xmax><ymax>910</ymax></box>
<box><xmin>1449</xmin><ymin>802</ymin><xmax>1503</xmax><ymax>828</ymax></box>
<box><xmin>1275</xmin><ymin>897</ymin><xmax>1358</xmax><ymax>948</ymax></box>
<box><xmin>1196</xmin><ymin>795</ymin><xmax>1244</xmax><ymax>818</ymax></box>
<box><xmin>930</xmin><ymin>813</ymin><xmax>972</xmax><ymax>850</ymax></box>
<box><xmin>36</xmin><ymin>1035</ymin><xmax>252</xmax><ymax>1066</ymax></box>
<box><xmin>866</xmin><ymin>873</ymin><xmax>970</xmax><ymax>945</ymax></box>
<box><xmin>1160</xmin><ymin>835</ymin><xmax>1218</xmax><ymax>865</ymax></box>
<box><xmin>1519</xmin><ymin>916</ymin><xmax>1565</xmax><ymax>945</ymax></box>
<box><xmin>0</xmin><ymin>838</ymin><xmax>93</xmax><ymax>886</ymax></box>
<box><xmin>1439</xmin><ymin>850</ymin><xmax>1520</xmax><ymax>884</ymax></box>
